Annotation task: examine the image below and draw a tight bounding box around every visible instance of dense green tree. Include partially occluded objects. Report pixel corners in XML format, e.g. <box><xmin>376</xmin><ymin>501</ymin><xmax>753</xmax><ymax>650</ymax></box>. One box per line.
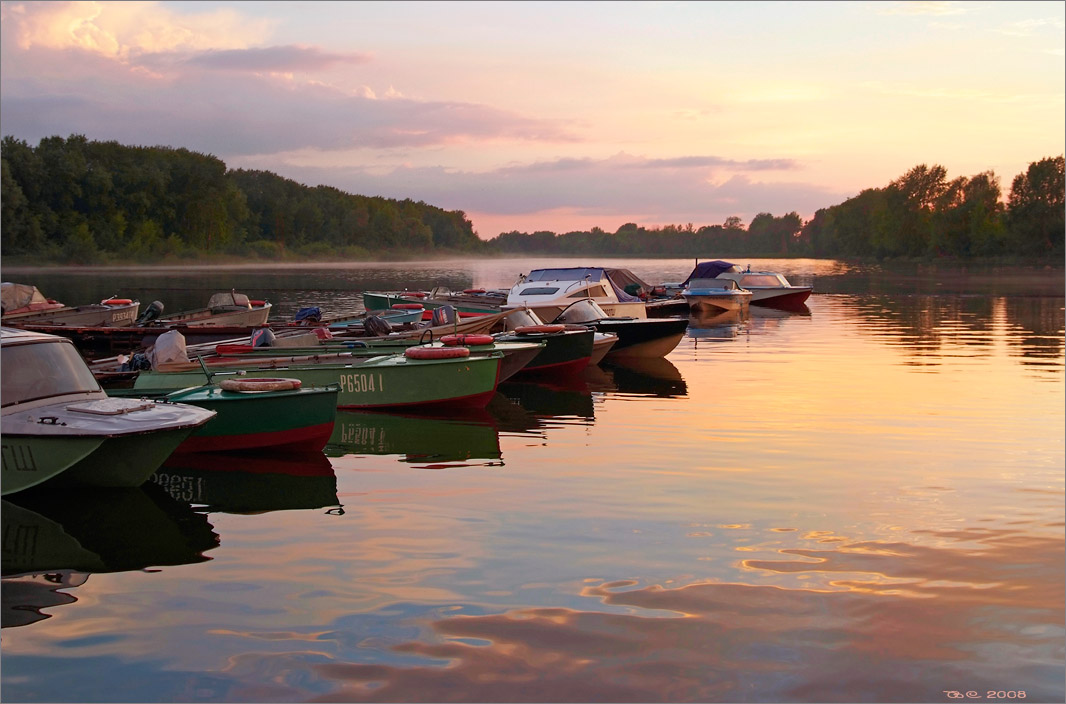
<box><xmin>1007</xmin><ymin>156</ymin><xmax>1065</xmax><ymax>256</ymax></box>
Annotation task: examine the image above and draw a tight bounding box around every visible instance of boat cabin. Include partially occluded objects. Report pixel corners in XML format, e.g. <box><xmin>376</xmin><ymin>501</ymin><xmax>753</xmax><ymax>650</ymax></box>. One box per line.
<box><xmin>504</xmin><ymin>267</ymin><xmax>650</xmax><ymax>321</ymax></box>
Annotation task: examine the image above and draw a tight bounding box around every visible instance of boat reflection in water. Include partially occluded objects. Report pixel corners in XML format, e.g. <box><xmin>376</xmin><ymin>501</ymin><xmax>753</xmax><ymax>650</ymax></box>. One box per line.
<box><xmin>153</xmin><ymin>450</ymin><xmax>340</xmax><ymax>514</ymax></box>
<box><xmin>325</xmin><ymin>409</ymin><xmax>503</xmax><ymax>469</ymax></box>
<box><xmin>1</xmin><ymin>484</ymin><xmax>218</xmax><ymax>628</ymax></box>
<box><xmin>687</xmin><ymin>308</ymin><xmax>745</xmax><ymax>342</ymax></box>
<box><xmin>584</xmin><ymin>356</ymin><xmax>688</xmax><ymax>398</ymax></box>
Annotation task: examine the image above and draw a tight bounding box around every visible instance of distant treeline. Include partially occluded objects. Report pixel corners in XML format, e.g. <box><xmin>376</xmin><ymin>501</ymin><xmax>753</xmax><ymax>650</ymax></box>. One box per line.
<box><xmin>1</xmin><ymin>135</ymin><xmax>1062</xmax><ymax>264</ymax></box>
<box><xmin>488</xmin><ymin>159</ymin><xmax>1064</xmax><ymax>260</ymax></box>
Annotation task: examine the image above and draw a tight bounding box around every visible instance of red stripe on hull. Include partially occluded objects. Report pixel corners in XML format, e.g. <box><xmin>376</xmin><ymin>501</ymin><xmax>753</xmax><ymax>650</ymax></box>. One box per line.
<box><xmin>514</xmin><ymin>355</ymin><xmax>591</xmax><ymax>378</ymax></box>
<box><xmin>752</xmin><ymin>289</ymin><xmax>811</xmax><ymax>310</ymax></box>
<box><xmin>174</xmin><ymin>421</ymin><xmax>335</xmax><ymax>454</ymax></box>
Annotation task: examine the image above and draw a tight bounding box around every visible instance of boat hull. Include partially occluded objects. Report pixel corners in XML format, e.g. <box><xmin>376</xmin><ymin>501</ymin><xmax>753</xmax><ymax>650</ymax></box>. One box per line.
<box><xmin>3</xmin><ymin>302</ymin><xmax>140</xmax><ymax>328</ymax></box>
<box><xmin>683</xmin><ymin>292</ymin><xmax>752</xmax><ymax>312</ymax></box>
<box><xmin>497</xmin><ymin>328</ymin><xmax>594</xmax><ymax>378</ymax></box>
<box><xmin>133</xmin><ymin>353</ymin><xmax>504</xmax><ymax>410</ymax></box>
<box><xmin>747</xmin><ymin>287</ymin><xmax>812</xmax><ymax>310</ymax></box>
<box><xmin>590</xmin><ymin>317</ymin><xmax>689</xmax><ymax>359</ymax></box>
<box><xmin>1</xmin><ymin>435</ymin><xmax>104</xmax><ymax>495</ymax></box>
<box><xmin>157</xmin><ymin>303</ymin><xmax>272</xmax><ymax>328</ymax></box>
<box><xmin>145</xmin><ymin>385</ymin><xmax>339</xmax><ymax>454</ymax></box>
<box><xmin>35</xmin><ymin>425</ymin><xmax>204</xmax><ymax>489</ymax></box>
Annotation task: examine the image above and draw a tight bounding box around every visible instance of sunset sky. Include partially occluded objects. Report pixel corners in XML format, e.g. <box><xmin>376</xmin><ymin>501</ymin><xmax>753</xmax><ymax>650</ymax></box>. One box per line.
<box><xmin>1</xmin><ymin>1</ymin><xmax>1062</xmax><ymax>239</ymax></box>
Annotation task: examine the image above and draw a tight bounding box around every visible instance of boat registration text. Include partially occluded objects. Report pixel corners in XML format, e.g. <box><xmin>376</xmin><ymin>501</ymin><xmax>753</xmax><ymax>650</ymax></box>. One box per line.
<box><xmin>339</xmin><ymin>373</ymin><xmax>384</xmax><ymax>394</ymax></box>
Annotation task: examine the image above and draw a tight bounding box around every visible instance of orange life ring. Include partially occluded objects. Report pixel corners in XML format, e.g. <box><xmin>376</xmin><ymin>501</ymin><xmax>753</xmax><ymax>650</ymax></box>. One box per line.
<box><xmin>250</xmin><ymin>300</ymin><xmax>266</xmax><ymax>307</ymax></box>
<box><xmin>102</xmin><ymin>298</ymin><xmax>133</xmax><ymax>305</ymax></box>
<box><xmin>216</xmin><ymin>344</ymin><xmax>255</xmax><ymax>354</ymax></box>
<box><xmin>405</xmin><ymin>292</ymin><xmax>427</xmax><ymax>298</ymax></box>
<box><xmin>463</xmin><ymin>288</ymin><xmax>486</xmax><ymax>294</ymax></box>
<box><xmin>219</xmin><ymin>377</ymin><xmax>302</xmax><ymax>392</ymax></box>
<box><xmin>515</xmin><ymin>324</ymin><xmax>565</xmax><ymax>335</ymax></box>
<box><xmin>440</xmin><ymin>334</ymin><xmax>494</xmax><ymax>346</ymax></box>
<box><xmin>404</xmin><ymin>346</ymin><xmax>470</xmax><ymax>360</ymax></box>
<box><xmin>391</xmin><ymin>303</ymin><xmax>424</xmax><ymax>310</ymax></box>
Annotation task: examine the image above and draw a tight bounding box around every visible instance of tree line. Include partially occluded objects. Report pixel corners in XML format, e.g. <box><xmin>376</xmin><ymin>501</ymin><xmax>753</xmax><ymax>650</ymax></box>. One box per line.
<box><xmin>1</xmin><ymin>135</ymin><xmax>1062</xmax><ymax>263</ymax></box>
<box><xmin>1</xmin><ymin>135</ymin><xmax>484</xmax><ymax>263</ymax></box>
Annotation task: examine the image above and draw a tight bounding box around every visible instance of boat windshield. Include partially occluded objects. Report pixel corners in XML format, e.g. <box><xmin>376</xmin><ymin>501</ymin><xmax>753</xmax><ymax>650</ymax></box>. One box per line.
<box><xmin>518</xmin><ymin>287</ymin><xmax>559</xmax><ymax>296</ymax></box>
<box><xmin>739</xmin><ymin>274</ymin><xmax>786</xmax><ymax>287</ymax></box>
<box><xmin>1</xmin><ymin>340</ymin><xmax>101</xmax><ymax>407</ymax></box>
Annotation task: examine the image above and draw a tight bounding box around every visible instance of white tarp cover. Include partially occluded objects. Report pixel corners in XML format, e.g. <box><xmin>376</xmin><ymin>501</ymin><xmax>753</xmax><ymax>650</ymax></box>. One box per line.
<box><xmin>150</xmin><ymin>330</ymin><xmax>189</xmax><ymax>368</ymax></box>
<box><xmin>1</xmin><ymin>282</ymin><xmax>50</xmax><ymax>312</ymax></box>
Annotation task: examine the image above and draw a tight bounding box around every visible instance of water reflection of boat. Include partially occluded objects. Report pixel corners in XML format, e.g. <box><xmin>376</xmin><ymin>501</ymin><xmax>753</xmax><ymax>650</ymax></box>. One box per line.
<box><xmin>154</xmin><ymin>450</ymin><xmax>340</xmax><ymax>513</ymax></box>
<box><xmin>583</xmin><ymin>357</ymin><xmax>688</xmax><ymax>398</ymax></box>
<box><xmin>2</xmin><ymin>484</ymin><xmax>218</xmax><ymax>628</ymax></box>
<box><xmin>495</xmin><ymin>378</ymin><xmax>595</xmax><ymax>421</ymax></box>
<box><xmin>687</xmin><ymin>309</ymin><xmax>745</xmax><ymax>340</ymax></box>
<box><xmin>324</xmin><ymin>410</ymin><xmax>502</xmax><ymax>466</ymax></box>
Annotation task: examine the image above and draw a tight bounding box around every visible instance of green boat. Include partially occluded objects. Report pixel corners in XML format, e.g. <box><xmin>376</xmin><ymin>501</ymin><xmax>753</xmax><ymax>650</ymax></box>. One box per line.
<box><xmin>207</xmin><ymin>335</ymin><xmax>545</xmax><ymax>383</ymax></box>
<box><xmin>361</xmin><ymin>289</ymin><xmax>503</xmax><ymax>317</ymax></box>
<box><xmin>109</xmin><ymin>381</ymin><xmax>340</xmax><ymax>454</ymax></box>
<box><xmin>1</xmin><ymin>328</ymin><xmax>216</xmax><ymax>495</ymax></box>
<box><xmin>131</xmin><ymin>349</ymin><xmax>506</xmax><ymax>411</ymax></box>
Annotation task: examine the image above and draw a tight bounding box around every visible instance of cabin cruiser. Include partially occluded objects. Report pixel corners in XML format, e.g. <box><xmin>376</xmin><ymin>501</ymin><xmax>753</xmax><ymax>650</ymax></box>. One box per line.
<box><xmin>681</xmin><ymin>278</ymin><xmax>752</xmax><ymax>312</ymax></box>
<box><xmin>553</xmin><ymin>299</ymin><xmax>688</xmax><ymax>359</ymax></box>
<box><xmin>505</xmin><ymin>267</ymin><xmax>653</xmax><ymax>321</ymax></box>
<box><xmin>666</xmin><ymin>261</ymin><xmax>811</xmax><ymax>310</ymax></box>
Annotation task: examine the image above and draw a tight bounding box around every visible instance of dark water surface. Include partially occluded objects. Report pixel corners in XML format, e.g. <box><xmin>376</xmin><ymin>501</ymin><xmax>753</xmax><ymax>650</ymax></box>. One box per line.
<box><xmin>2</xmin><ymin>258</ymin><xmax>1063</xmax><ymax>703</ymax></box>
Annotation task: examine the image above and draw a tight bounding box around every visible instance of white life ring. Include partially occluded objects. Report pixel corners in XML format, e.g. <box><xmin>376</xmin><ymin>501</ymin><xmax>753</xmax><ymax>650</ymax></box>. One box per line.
<box><xmin>219</xmin><ymin>377</ymin><xmax>302</xmax><ymax>393</ymax></box>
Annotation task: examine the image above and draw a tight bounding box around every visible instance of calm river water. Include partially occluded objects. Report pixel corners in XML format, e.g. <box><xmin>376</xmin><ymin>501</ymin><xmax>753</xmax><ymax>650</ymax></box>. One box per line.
<box><xmin>2</xmin><ymin>258</ymin><xmax>1063</xmax><ymax>703</ymax></box>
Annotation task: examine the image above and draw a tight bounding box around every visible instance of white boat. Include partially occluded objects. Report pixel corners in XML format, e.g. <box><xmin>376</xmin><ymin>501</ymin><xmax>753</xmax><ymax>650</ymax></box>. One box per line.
<box><xmin>681</xmin><ymin>278</ymin><xmax>752</xmax><ymax>313</ymax></box>
<box><xmin>148</xmin><ymin>291</ymin><xmax>272</xmax><ymax>327</ymax></box>
<box><xmin>1</xmin><ymin>282</ymin><xmax>140</xmax><ymax>327</ymax></box>
<box><xmin>1</xmin><ymin>327</ymin><xmax>216</xmax><ymax>495</ymax></box>
<box><xmin>504</xmin><ymin>267</ymin><xmax>652</xmax><ymax>321</ymax></box>
<box><xmin>667</xmin><ymin>261</ymin><xmax>812</xmax><ymax>310</ymax></box>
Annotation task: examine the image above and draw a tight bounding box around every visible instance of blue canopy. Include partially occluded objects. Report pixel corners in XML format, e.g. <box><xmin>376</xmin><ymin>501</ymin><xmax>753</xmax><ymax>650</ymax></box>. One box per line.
<box><xmin>683</xmin><ymin>261</ymin><xmax>735</xmax><ymax>285</ymax></box>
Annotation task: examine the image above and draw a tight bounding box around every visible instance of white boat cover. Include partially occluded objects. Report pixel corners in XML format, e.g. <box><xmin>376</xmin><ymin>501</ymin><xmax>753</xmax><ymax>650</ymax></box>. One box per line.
<box><xmin>150</xmin><ymin>330</ymin><xmax>190</xmax><ymax>368</ymax></box>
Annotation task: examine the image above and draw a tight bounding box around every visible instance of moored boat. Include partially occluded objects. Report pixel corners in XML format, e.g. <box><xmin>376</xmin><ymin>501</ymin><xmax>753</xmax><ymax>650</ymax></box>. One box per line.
<box><xmin>1</xmin><ymin>327</ymin><xmax>216</xmax><ymax>495</ymax></box>
<box><xmin>552</xmin><ymin>299</ymin><xmax>689</xmax><ymax>359</ymax></box>
<box><xmin>667</xmin><ymin>260</ymin><xmax>812</xmax><ymax>310</ymax></box>
<box><xmin>2</xmin><ymin>283</ymin><xmax>140</xmax><ymax>328</ymax></box>
<box><xmin>109</xmin><ymin>379</ymin><xmax>339</xmax><ymax>454</ymax></box>
<box><xmin>149</xmin><ymin>291</ymin><xmax>272</xmax><ymax>327</ymax></box>
<box><xmin>123</xmin><ymin>333</ymin><xmax>506</xmax><ymax>411</ymax></box>
<box><xmin>681</xmin><ymin>277</ymin><xmax>753</xmax><ymax>312</ymax></box>
<box><xmin>504</xmin><ymin>266</ymin><xmax>651</xmax><ymax>320</ymax></box>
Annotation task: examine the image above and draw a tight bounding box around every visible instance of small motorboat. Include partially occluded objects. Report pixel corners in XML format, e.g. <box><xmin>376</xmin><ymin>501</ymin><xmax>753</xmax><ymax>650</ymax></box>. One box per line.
<box><xmin>1</xmin><ymin>282</ymin><xmax>140</xmax><ymax>327</ymax></box>
<box><xmin>666</xmin><ymin>261</ymin><xmax>812</xmax><ymax>310</ymax></box>
<box><xmin>681</xmin><ymin>278</ymin><xmax>753</xmax><ymax>313</ymax></box>
<box><xmin>148</xmin><ymin>291</ymin><xmax>272</xmax><ymax>327</ymax></box>
<box><xmin>1</xmin><ymin>327</ymin><xmax>216</xmax><ymax>495</ymax></box>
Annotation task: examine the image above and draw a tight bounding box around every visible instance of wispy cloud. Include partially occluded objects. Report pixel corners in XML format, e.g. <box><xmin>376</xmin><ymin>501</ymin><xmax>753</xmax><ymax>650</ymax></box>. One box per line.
<box><xmin>183</xmin><ymin>45</ymin><xmax>372</xmax><ymax>73</ymax></box>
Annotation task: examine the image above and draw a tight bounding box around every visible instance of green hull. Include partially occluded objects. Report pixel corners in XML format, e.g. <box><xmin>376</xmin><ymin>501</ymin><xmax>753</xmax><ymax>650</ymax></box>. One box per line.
<box><xmin>39</xmin><ymin>426</ymin><xmax>201</xmax><ymax>489</ymax></box>
<box><xmin>2</xmin><ymin>436</ymin><xmax>104</xmax><ymax>496</ymax></box>
<box><xmin>135</xmin><ymin>353</ymin><xmax>504</xmax><ymax>410</ymax></box>
<box><xmin>111</xmin><ymin>385</ymin><xmax>340</xmax><ymax>453</ymax></box>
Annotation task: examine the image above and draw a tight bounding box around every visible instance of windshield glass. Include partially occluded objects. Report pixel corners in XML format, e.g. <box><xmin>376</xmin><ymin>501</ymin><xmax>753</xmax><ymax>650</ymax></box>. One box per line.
<box><xmin>518</xmin><ymin>287</ymin><xmax>559</xmax><ymax>296</ymax></box>
<box><xmin>2</xmin><ymin>340</ymin><xmax>101</xmax><ymax>407</ymax></box>
<box><xmin>740</xmin><ymin>274</ymin><xmax>786</xmax><ymax>287</ymax></box>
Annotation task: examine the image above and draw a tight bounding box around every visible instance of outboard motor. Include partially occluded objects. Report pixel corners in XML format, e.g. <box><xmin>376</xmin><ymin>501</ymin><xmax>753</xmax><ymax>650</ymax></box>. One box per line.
<box><xmin>430</xmin><ymin>305</ymin><xmax>457</xmax><ymax>326</ymax></box>
<box><xmin>136</xmin><ymin>300</ymin><xmax>164</xmax><ymax>325</ymax></box>
<box><xmin>250</xmin><ymin>328</ymin><xmax>276</xmax><ymax>347</ymax></box>
<box><xmin>363</xmin><ymin>315</ymin><xmax>392</xmax><ymax>337</ymax></box>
